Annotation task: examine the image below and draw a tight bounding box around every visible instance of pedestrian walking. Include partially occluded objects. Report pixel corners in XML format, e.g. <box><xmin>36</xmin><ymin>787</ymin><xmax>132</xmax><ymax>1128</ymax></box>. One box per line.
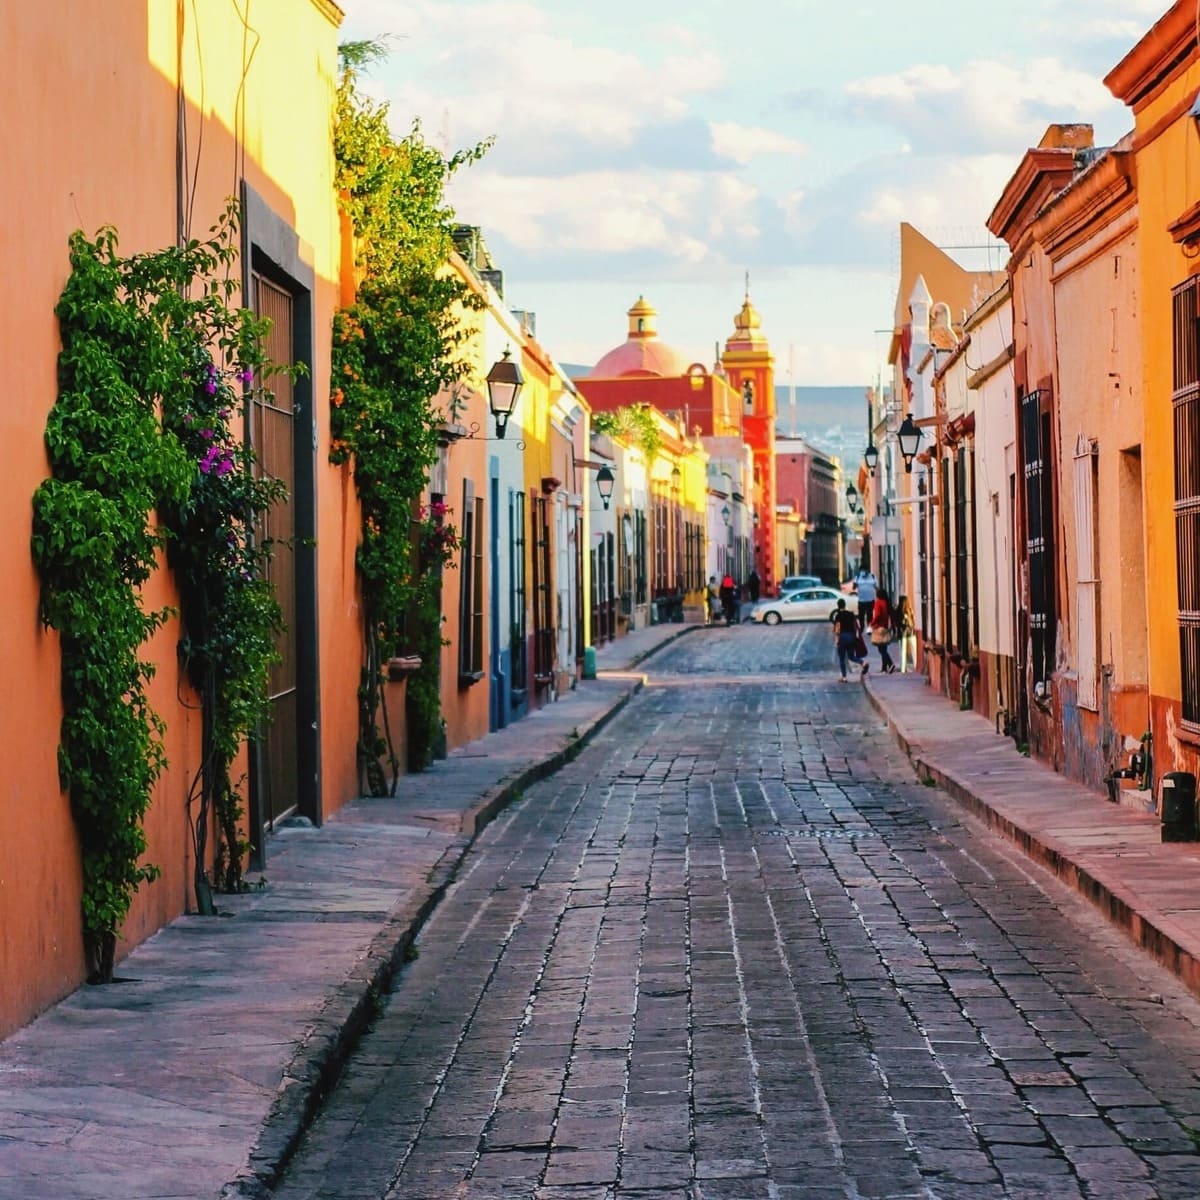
<box><xmin>853</xmin><ymin>565</ymin><xmax>877</xmax><ymax>627</ymax></box>
<box><xmin>707</xmin><ymin>575</ymin><xmax>722</xmax><ymax>625</ymax></box>
<box><xmin>746</xmin><ymin>569</ymin><xmax>761</xmax><ymax>604</ymax></box>
<box><xmin>720</xmin><ymin>573</ymin><xmax>738</xmax><ymax>625</ymax></box>
<box><xmin>830</xmin><ymin>598</ymin><xmax>869</xmax><ymax>680</ymax></box>
<box><xmin>870</xmin><ymin>591</ymin><xmax>898</xmax><ymax>673</ymax></box>
<box><xmin>897</xmin><ymin>594</ymin><xmax>918</xmax><ymax>673</ymax></box>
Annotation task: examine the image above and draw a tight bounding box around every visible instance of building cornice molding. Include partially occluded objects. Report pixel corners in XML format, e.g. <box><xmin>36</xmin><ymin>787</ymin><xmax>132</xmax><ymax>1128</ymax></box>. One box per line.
<box><xmin>1105</xmin><ymin>0</ymin><xmax>1194</xmax><ymax>111</ymax></box>
<box><xmin>963</xmin><ymin>280</ymin><xmax>1011</xmax><ymax>332</ymax></box>
<box><xmin>1169</xmin><ymin>198</ymin><xmax>1200</xmax><ymax>245</ymax></box>
<box><xmin>310</xmin><ymin>0</ymin><xmax>345</xmax><ymax>27</ymax></box>
<box><xmin>967</xmin><ymin>342</ymin><xmax>1015</xmax><ymax>391</ymax></box>
<box><xmin>987</xmin><ymin>148</ymin><xmax>1077</xmax><ymax>249</ymax></box>
<box><xmin>1036</xmin><ymin>151</ymin><xmax>1135</xmax><ymax>262</ymax></box>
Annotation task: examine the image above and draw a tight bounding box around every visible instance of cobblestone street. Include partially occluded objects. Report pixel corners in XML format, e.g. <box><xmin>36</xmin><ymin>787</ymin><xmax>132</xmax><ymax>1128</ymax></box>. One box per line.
<box><xmin>274</xmin><ymin>626</ymin><xmax>1200</xmax><ymax>1200</ymax></box>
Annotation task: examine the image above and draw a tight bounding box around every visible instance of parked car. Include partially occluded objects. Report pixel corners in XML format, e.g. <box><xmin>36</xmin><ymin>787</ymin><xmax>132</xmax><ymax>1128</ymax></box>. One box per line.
<box><xmin>778</xmin><ymin>574</ymin><xmax>822</xmax><ymax>593</ymax></box>
<box><xmin>751</xmin><ymin>586</ymin><xmax>846</xmax><ymax>625</ymax></box>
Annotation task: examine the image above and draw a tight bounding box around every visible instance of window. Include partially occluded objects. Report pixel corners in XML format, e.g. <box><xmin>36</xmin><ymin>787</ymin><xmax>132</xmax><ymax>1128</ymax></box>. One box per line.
<box><xmin>634</xmin><ymin>510</ymin><xmax>647</xmax><ymax>605</ymax></box>
<box><xmin>531</xmin><ymin>493</ymin><xmax>554</xmax><ymax>683</ymax></box>
<box><xmin>1021</xmin><ymin>388</ymin><xmax>1056</xmax><ymax>686</ymax></box>
<box><xmin>1073</xmin><ymin>435</ymin><xmax>1099</xmax><ymax>710</ymax></box>
<box><xmin>1173</xmin><ymin>274</ymin><xmax>1200</xmax><ymax>724</ymax></box>
<box><xmin>954</xmin><ymin>447</ymin><xmax>971</xmax><ymax>655</ymax></box>
<box><xmin>458</xmin><ymin>481</ymin><xmax>484</xmax><ymax>683</ymax></box>
<box><xmin>509</xmin><ymin>490</ymin><xmax>527</xmax><ymax>693</ymax></box>
<box><xmin>918</xmin><ymin>474</ymin><xmax>929</xmax><ymax>638</ymax></box>
<box><xmin>652</xmin><ymin>492</ymin><xmax>668</xmax><ymax>597</ymax></box>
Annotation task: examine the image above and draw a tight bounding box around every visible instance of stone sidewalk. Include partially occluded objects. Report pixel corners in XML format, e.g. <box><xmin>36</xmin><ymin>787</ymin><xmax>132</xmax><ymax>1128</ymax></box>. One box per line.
<box><xmin>865</xmin><ymin>671</ymin><xmax>1200</xmax><ymax>1000</ymax></box>
<box><xmin>0</xmin><ymin>623</ymin><xmax>696</xmax><ymax>1200</ymax></box>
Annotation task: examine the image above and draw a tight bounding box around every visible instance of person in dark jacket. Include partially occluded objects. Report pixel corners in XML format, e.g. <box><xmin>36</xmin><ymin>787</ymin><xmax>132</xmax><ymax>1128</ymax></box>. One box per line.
<box><xmin>830</xmin><ymin>598</ymin><xmax>868</xmax><ymax>680</ymax></box>
<box><xmin>720</xmin><ymin>574</ymin><xmax>738</xmax><ymax>624</ymax></box>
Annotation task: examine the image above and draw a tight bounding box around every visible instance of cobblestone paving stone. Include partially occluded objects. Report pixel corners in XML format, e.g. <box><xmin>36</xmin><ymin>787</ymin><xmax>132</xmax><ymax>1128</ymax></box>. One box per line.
<box><xmin>274</xmin><ymin>625</ymin><xmax>1200</xmax><ymax>1199</ymax></box>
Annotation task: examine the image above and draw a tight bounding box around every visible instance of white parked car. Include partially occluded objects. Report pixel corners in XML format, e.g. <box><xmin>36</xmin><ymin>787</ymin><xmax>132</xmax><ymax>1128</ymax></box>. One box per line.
<box><xmin>751</xmin><ymin>586</ymin><xmax>846</xmax><ymax>625</ymax></box>
<box><xmin>778</xmin><ymin>574</ymin><xmax>822</xmax><ymax>593</ymax></box>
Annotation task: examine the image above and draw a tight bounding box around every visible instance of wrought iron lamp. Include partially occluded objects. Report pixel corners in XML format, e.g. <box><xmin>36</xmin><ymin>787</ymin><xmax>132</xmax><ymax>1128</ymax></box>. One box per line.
<box><xmin>485</xmin><ymin>348</ymin><xmax>523</xmax><ymax>439</ymax></box>
<box><xmin>896</xmin><ymin>413</ymin><xmax>923</xmax><ymax>473</ymax></box>
<box><xmin>595</xmin><ymin>464</ymin><xmax>615</xmax><ymax>511</ymax></box>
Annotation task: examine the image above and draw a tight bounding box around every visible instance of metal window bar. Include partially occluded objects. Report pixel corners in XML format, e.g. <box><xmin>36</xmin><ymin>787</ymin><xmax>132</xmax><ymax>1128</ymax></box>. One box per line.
<box><xmin>532</xmin><ymin>494</ymin><xmax>554</xmax><ymax>683</ymax></box>
<box><xmin>1173</xmin><ymin>276</ymin><xmax>1200</xmax><ymax>723</ymax></box>
<box><xmin>509</xmin><ymin>490</ymin><xmax>527</xmax><ymax>692</ymax></box>
<box><xmin>955</xmin><ymin>448</ymin><xmax>970</xmax><ymax>656</ymax></box>
<box><xmin>1073</xmin><ymin>435</ymin><xmax>1099</xmax><ymax>710</ymax></box>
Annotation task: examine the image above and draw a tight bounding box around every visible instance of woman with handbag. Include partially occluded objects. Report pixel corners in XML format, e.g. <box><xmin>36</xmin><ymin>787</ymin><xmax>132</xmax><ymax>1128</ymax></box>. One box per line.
<box><xmin>897</xmin><ymin>594</ymin><xmax>917</xmax><ymax>673</ymax></box>
<box><xmin>870</xmin><ymin>591</ymin><xmax>898</xmax><ymax>674</ymax></box>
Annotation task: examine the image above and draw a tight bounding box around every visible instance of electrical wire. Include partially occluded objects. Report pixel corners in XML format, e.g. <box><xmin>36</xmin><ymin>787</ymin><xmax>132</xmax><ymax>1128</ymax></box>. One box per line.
<box><xmin>229</xmin><ymin>0</ymin><xmax>261</xmax><ymax>207</ymax></box>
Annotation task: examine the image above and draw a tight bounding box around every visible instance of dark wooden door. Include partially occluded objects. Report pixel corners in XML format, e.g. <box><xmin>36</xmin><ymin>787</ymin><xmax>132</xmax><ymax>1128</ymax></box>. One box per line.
<box><xmin>251</xmin><ymin>273</ymin><xmax>298</xmax><ymax>830</ymax></box>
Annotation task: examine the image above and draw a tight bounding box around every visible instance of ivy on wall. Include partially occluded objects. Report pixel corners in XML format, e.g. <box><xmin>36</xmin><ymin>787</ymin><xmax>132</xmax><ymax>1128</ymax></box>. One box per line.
<box><xmin>592</xmin><ymin>405</ymin><xmax>663</xmax><ymax>463</ymax></box>
<box><xmin>31</xmin><ymin>207</ymin><xmax>287</xmax><ymax>978</ymax></box>
<box><xmin>331</xmin><ymin>41</ymin><xmax>489</xmax><ymax>786</ymax></box>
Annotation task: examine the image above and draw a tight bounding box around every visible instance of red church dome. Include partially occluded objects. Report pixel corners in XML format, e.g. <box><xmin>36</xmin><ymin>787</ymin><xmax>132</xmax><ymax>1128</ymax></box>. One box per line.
<box><xmin>588</xmin><ymin>296</ymin><xmax>689</xmax><ymax>379</ymax></box>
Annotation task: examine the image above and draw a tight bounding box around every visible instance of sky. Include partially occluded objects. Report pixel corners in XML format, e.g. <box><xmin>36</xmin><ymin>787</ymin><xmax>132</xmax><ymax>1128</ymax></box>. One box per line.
<box><xmin>337</xmin><ymin>0</ymin><xmax>1162</xmax><ymax>386</ymax></box>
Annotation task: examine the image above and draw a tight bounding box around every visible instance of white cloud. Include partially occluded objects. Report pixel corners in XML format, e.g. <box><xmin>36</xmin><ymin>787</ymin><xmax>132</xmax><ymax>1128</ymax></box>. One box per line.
<box><xmin>857</xmin><ymin>155</ymin><xmax>1017</xmax><ymax>232</ymax></box>
<box><xmin>360</xmin><ymin>2</ymin><xmax>726</xmax><ymax>158</ymax></box>
<box><xmin>845</xmin><ymin>57</ymin><xmax>1123</xmax><ymax>153</ymax></box>
<box><xmin>709</xmin><ymin>121</ymin><xmax>806</xmax><ymax>164</ymax></box>
<box><xmin>449</xmin><ymin>169</ymin><xmax>712</xmax><ymax>262</ymax></box>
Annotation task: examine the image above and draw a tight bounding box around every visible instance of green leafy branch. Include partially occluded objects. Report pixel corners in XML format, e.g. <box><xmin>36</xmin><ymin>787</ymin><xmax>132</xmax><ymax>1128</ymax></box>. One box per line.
<box><xmin>332</xmin><ymin>42</ymin><xmax>488</xmax><ymax>786</ymax></box>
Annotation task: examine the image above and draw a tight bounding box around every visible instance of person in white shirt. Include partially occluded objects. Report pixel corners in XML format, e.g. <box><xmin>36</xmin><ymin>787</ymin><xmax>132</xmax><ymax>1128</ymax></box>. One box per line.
<box><xmin>853</xmin><ymin>568</ymin><xmax>878</xmax><ymax>627</ymax></box>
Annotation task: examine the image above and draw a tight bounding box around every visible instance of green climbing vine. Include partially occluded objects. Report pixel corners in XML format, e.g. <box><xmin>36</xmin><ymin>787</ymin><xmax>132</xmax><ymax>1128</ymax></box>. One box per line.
<box><xmin>592</xmin><ymin>405</ymin><xmax>663</xmax><ymax>463</ymax></box>
<box><xmin>31</xmin><ymin>206</ymin><xmax>288</xmax><ymax>978</ymax></box>
<box><xmin>332</xmin><ymin>40</ymin><xmax>489</xmax><ymax>786</ymax></box>
<box><xmin>156</xmin><ymin>206</ymin><xmax>290</xmax><ymax>908</ymax></box>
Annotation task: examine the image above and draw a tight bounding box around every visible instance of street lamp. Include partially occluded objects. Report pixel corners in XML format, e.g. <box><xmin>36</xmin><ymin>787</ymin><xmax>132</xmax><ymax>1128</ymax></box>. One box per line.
<box><xmin>896</xmin><ymin>413</ymin><xmax>923</xmax><ymax>473</ymax></box>
<box><xmin>595</xmin><ymin>464</ymin><xmax>615</xmax><ymax>510</ymax></box>
<box><xmin>721</xmin><ymin>504</ymin><xmax>731</xmax><ymax>526</ymax></box>
<box><xmin>845</xmin><ymin>482</ymin><xmax>859</xmax><ymax>513</ymax></box>
<box><xmin>485</xmin><ymin>347</ymin><xmax>523</xmax><ymax>439</ymax></box>
<box><xmin>863</xmin><ymin>442</ymin><xmax>879</xmax><ymax>475</ymax></box>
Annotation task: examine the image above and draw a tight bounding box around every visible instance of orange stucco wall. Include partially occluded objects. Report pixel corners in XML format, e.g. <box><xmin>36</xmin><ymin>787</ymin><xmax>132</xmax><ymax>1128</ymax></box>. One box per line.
<box><xmin>1124</xmin><ymin>43</ymin><xmax>1200</xmax><ymax>783</ymax></box>
<box><xmin>1</xmin><ymin>1</ymin><xmax>356</xmax><ymax>1038</ymax></box>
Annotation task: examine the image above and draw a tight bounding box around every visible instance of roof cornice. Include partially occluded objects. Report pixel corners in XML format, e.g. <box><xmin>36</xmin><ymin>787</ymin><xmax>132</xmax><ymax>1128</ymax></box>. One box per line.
<box><xmin>311</xmin><ymin>0</ymin><xmax>344</xmax><ymax>27</ymax></box>
<box><xmin>1035</xmin><ymin>150</ymin><xmax>1135</xmax><ymax>261</ymax></box>
<box><xmin>987</xmin><ymin>147</ymin><xmax>1078</xmax><ymax>248</ymax></box>
<box><xmin>1105</xmin><ymin>0</ymin><xmax>1194</xmax><ymax>111</ymax></box>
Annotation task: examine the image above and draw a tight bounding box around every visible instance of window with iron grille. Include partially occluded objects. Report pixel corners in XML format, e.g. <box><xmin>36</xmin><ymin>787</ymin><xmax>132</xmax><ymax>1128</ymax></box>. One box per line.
<box><xmin>941</xmin><ymin>453</ymin><xmax>952</xmax><ymax>648</ymax></box>
<box><xmin>1021</xmin><ymin>388</ymin><xmax>1056</xmax><ymax>686</ymax></box>
<box><xmin>918</xmin><ymin>474</ymin><xmax>929</xmax><ymax>637</ymax></box>
<box><xmin>634</xmin><ymin>511</ymin><xmax>647</xmax><ymax>605</ymax></box>
<box><xmin>652</xmin><ymin>494</ymin><xmax>668</xmax><ymax>596</ymax></box>
<box><xmin>509</xmin><ymin>490</ymin><xmax>527</xmax><ymax>692</ymax></box>
<box><xmin>531</xmin><ymin>493</ymin><xmax>554</xmax><ymax>683</ymax></box>
<box><xmin>1173</xmin><ymin>274</ymin><xmax>1200</xmax><ymax>724</ymax></box>
<box><xmin>458</xmin><ymin>481</ymin><xmax>485</xmax><ymax>682</ymax></box>
<box><xmin>954</xmin><ymin>447</ymin><xmax>971</xmax><ymax>656</ymax></box>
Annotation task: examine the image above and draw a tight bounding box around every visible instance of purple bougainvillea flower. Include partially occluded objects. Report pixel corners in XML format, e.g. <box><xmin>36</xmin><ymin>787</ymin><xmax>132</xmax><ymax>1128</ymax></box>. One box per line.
<box><xmin>205</xmin><ymin>379</ymin><xmax>218</xmax><ymax>395</ymax></box>
<box><xmin>239</xmin><ymin>369</ymin><xmax>254</xmax><ymax>385</ymax></box>
<box><xmin>200</xmin><ymin>446</ymin><xmax>221</xmax><ymax>475</ymax></box>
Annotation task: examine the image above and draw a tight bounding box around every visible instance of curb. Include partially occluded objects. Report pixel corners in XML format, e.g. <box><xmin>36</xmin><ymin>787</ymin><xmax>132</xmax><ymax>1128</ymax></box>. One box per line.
<box><xmin>597</xmin><ymin>621</ymin><xmax>702</xmax><ymax>673</ymax></box>
<box><xmin>862</xmin><ymin>680</ymin><xmax>1200</xmax><ymax>1002</ymax></box>
<box><xmin>220</xmin><ymin>672</ymin><xmax>647</xmax><ymax>1199</ymax></box>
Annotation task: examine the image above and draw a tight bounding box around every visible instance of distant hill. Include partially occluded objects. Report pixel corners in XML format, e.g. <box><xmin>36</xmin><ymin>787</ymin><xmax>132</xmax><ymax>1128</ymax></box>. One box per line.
<box><xmin>775</xmin><ymin>386</ymin><xmax>868</xmax><ymax>438</ymax></box>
